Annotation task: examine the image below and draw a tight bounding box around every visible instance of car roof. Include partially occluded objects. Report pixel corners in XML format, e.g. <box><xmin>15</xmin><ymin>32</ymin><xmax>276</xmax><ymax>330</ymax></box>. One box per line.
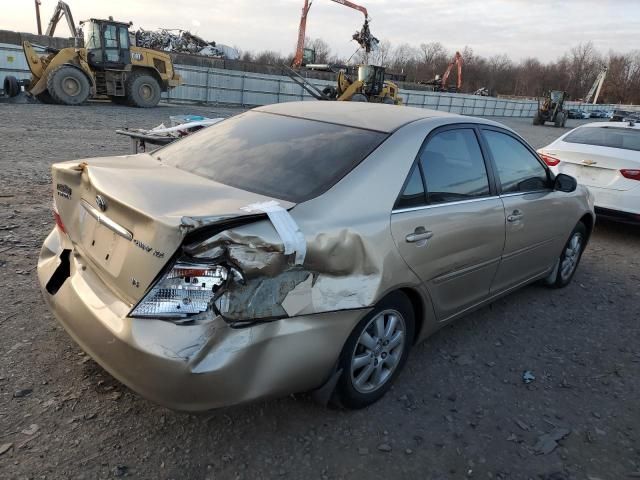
<box><xmin>255</xmin><ymin>101</ymin><xmax>468</xmax><ymax>133</ymax></box>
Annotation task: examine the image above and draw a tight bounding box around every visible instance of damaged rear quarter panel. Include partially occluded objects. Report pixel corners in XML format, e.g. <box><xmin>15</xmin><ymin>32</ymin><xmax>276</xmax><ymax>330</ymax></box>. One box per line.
<box><xmin>184</xmin><ymin>119</ymin><xmax>444</xmax><ymax>326</ymax></box>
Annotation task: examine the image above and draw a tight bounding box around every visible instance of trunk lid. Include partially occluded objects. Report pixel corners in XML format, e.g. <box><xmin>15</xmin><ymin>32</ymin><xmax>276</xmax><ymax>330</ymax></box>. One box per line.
<box><xmin>544</xmin><ymin>142</ymin><xmax>640</xmax><ymax>191</ymax></box>
<box><xmin>52</xmin><ymin>154</ymin><xmax>293</xmax><ymax>304</ymax></box>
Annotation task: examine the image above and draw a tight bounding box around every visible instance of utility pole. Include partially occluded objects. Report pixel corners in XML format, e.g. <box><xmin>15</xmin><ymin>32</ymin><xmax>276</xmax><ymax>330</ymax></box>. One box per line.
<box><xmin>35</xmin><ymin>0</ymin><xmax>42</xmax><ymax>35</ymax></box>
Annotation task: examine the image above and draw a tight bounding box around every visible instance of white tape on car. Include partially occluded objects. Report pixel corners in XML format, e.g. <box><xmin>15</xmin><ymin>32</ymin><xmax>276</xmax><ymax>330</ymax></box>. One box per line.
<box><xmin>240</xmin><ymin>201</ymin><xmax>307</xmax><ymax>265</ymax></box>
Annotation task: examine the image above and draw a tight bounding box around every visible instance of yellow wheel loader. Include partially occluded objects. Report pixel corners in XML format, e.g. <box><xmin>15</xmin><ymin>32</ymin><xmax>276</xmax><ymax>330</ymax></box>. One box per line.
<box><xmin>23</xmin><ymin>17</ymin><xmax>182</xmax><ymax>107</ymax></box>
<box><xmin>332</xmin><ymin>65</ymin><xmax>401</xmax><ymax>104</ymax></box>
<box><xmin>284</xmin><ymin>64</ymin><xmax>402</xmax><ymax>104</ymax></box>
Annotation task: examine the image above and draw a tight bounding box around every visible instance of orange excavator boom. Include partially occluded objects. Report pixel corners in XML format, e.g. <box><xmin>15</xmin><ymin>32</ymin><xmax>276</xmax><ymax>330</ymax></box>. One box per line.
<box><xmin>441</xmin><ymin>51</ymin><xmax>463</xmax><ymax>91</ymax></box>
<box><xmin>292</xmin><ymin>0</ymin><xmax>370</xmax><ymax>68</ymax></box>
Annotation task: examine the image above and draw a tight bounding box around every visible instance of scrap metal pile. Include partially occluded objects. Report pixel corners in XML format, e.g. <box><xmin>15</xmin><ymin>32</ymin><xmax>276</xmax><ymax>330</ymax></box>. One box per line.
<box><xmin>134</xmin><ymin>28</ymin><xmax>239</xmax><ymax>59</ymax></box>
<box><xmin>352</xmin><ymin>19</ymin><xmax>379</xmax><ymax>53</ymax></box>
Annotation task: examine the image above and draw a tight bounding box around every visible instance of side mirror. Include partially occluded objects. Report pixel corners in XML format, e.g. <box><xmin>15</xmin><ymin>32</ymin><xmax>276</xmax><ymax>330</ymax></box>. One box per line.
<box><xmin>554</xmin><ymin>173</ymin><xmax>577</xmax><ymax>193</ymax></box>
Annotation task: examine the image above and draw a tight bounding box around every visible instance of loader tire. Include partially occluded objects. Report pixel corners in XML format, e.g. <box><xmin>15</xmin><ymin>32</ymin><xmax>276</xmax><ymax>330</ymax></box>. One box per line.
<box><xmin>554</xmin><ymin>112</ymin><xmax>563</xmax><ymax>127</ymax></box>
<box><xmin>3</xmin><ymin>75</ymin><xmax>20</xmax><ymax>97</ymax></box>
<box><xmin>126</xmin><ymin>73</ymin><xmax>161</xmax><ymax>108</ymax></box>
<box><xmin>532</xmin><ymin>113</ymin><xmax>541</xmax><ymax>125</ymax></box>
<box><xmin>382</xmin><ymin>96</ymin><xmax>396</xmax><ymax>104</ymax></box>
<box><xmin>350</xmin><ymin>93</ymin><xmax>368</xmax><ymax>102</ymax></box>
<box><xmin>46</xmin><ymin>65</ymin><xmax>91</xmax><ymax>105</ymax></box>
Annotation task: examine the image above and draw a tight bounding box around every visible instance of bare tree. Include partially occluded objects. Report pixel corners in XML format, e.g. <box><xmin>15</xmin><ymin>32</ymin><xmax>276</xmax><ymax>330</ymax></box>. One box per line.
<box><xmin>306</xmin><ymin>37</ymin><xmax>332</xmax><ymax>63</ymax></box>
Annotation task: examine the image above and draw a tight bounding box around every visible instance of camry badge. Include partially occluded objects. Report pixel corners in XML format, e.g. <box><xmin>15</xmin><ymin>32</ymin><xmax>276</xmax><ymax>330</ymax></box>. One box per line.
<box><xmin>95</xmin><ymin>195</ymin><xmax>108</xmax><ymax>212</ymax></box>
<box><xmin>582</xmin><ymin>160</ymin><xmax>597</xmax><ymax>166</ymax></box>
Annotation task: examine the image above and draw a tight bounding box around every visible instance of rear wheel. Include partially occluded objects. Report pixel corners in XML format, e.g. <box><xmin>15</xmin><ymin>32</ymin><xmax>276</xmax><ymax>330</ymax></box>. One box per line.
<box><xmin>545</xmin><ymin>222</ymin><xmax>587</xmax><ymax>288</ymax></box>
<box><xmin>126</xmin><ymin>72</ymin><xmax>161</xmax><ymax>108</ymax></box>
<box><xmin>382</xmin><ymin>96</ymin><xmax>396</xmax><ymax>104</ymax></box>
<box><xmin>533</xmin><ymin>113</ymin><xmax>541</xmax><ymax>125</ymax></box>
<box><xmin>3</xmin><ymin>75</ymin><xmax>20</xmax><ymax>97</ymax></box>
<box><xmin>350</xmin><ymin>93</ymin><xmax>368</xmax><ymax>102</ymax></box>
<box><xmin>333</xmin><ymin>291</ymin><xmax>414</xmax><ymax>409</ymax></box>
<box><xmin>46</xmin><ymin>65</ymin><xmax>91</xmax><ymax>105</ymax></box>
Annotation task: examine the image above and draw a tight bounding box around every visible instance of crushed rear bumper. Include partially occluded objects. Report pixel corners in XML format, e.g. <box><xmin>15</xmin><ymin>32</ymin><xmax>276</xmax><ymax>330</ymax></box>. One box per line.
<box><xmin>37</xmin><ymin>227</ymin><xmax>364</xmax><ymax>411</ymax></box>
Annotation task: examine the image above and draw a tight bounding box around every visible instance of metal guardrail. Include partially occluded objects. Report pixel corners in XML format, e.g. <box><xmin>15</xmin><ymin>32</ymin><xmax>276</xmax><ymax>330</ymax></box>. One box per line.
<box><xmin>2</xmin><ymin>43</ymin><xmax>637</xmax><ymax>117</ymax></box>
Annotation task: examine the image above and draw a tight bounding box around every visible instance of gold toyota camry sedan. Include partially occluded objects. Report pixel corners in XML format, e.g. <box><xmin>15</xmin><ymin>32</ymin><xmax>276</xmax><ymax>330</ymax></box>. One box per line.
<box><xmin>38</xmin><ymin>102</ymin><xmax>594</xmax><ymax>410</ymax></box>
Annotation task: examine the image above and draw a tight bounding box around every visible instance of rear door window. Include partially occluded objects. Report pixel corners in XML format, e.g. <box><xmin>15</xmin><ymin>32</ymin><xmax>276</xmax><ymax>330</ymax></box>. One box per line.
<box><xmin>564</xmin><ymin>126</ymin><xmax>640</xmax><ymax>152</ymax></box>
<box><xmin>483</xmin><ymin>130</ymin><xmax>549</xmax><ymax>193</ymax></box>
<box><xmin>395</xmin><ymin>165</ymin><xmax>426</xmax><ymax>209</ymax></box>
<box><xmin>419</xmin><ymin>129</ymin><xmax>490</xmax><ymax>204</ymax></box>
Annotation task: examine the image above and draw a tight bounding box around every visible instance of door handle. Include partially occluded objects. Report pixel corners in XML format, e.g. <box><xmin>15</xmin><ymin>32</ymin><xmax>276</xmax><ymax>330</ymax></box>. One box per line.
<box><xmin>507</xmin><ymin>210</ymin><xmax>524</xmax><ymax>222</ymax></box>
<box><xmin>406</xmin><ymin>229</ymin><xmax>433</xmax><ymax>243</ymax></box>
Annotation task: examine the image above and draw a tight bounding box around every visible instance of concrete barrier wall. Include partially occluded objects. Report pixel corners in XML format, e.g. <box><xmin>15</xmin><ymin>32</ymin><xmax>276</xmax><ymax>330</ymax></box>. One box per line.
<box><xmin>2</xmin><ymin>42</ymin><xmax>638</xmax><ymax>117</ymax></box>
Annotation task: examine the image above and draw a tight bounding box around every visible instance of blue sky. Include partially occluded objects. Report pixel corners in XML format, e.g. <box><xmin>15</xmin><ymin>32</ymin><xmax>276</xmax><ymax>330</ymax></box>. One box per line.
<box><xmin>5</xmin><ymin>0</ymin><xmax>639</xmax><ymax>61</ymax></box>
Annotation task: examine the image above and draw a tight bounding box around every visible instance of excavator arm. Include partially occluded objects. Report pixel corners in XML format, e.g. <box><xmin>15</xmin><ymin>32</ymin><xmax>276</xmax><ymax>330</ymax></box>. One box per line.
<box><xmin>329</xmin><ymin>0</ymin><xmax>368</xmax><ymax>18</ymax></box>
<box><xmin>45</xmin><ymin>1</ymin><xmax>78</xmax><ymax>38</ymax></box>
<box><xmin>292</xmin><ymin>0</ymin><xmax>371</xmax><ymax>68</ymax></box>
<box><xmin>441</xmin><ymin>51</ymin><xmax>463</xmax><ymax>91</ymax></box>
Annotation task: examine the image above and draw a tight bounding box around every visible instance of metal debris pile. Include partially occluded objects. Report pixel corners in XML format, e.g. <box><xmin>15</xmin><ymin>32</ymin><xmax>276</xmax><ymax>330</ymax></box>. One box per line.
<box><xmin>134</xmin><ymin>28</ymin><xmax>239</xmax><ymax>59</ymax></box>
<box><xmin>352</xmin><ymin>19</ymin><xmax>379</xmax><ymax>53</ymax></box>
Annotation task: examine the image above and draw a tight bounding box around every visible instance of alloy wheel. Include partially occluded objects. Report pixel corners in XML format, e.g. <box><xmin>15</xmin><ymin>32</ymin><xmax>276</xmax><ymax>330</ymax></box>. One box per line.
<box><xmin>560</xmin><ymin>232</ymin><xmax>583</xmax><ymax>281</ymax></box>
<box><xmin>350</xmin><ymin>309</ymin><xmax>406</xmax><ymax>394</ymax></box>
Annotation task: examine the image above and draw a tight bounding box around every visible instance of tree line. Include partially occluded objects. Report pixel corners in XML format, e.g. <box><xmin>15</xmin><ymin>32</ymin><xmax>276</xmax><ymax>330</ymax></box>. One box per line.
<box><xmin>238</xmin><ymin>40</ymin><xmax>640</xmax><ymax>105</ymax></box>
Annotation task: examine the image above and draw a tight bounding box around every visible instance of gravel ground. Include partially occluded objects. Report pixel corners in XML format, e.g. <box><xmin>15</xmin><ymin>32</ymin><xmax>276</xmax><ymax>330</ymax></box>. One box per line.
<box><xmin>0</xmin><ymin>102</ymin><xmax>638</xmax><ymax>480</ymax></box>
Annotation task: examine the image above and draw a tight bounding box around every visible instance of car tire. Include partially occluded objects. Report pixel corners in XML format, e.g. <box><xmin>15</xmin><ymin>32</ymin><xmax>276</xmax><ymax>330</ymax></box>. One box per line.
<box><xmin>126</xmin><ymin>72</ymin><xmax>161</xmax><ymax>108</ymax></box>
<box><xmin>3</xmin><ymin>75</ymin><xmax>20</xmax><ymax>97</ymax></box>
<box><xmin>545</xmin><ymin>222</ymin><xmax>587</xmax><ymax>289</ymax></box>
<box><xmin>333</xmin><ymin>291</ymin><xmax>414</xmax><ymax>409</ymax></box>
<box><xmin>46</xmin><ymin>65</ymin><xmax>91</xmax><ymax>105</ymax></box>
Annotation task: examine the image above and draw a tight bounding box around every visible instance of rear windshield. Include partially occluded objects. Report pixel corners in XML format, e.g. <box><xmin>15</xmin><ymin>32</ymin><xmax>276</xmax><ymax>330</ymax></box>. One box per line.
<box><xmin>158</xmin><ymin>111</ymin><xmax>388</xmax><ymax>203</ymax></box>
<box><xmin>564</xmin><ymin>126</ymin><xmax>640</xmax><ymax>152</ymax></box>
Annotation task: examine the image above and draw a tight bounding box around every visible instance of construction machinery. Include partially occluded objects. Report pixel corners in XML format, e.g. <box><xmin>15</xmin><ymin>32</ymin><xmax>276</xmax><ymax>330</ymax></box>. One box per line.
<box><xmin>421</xmin><ymin>51</ymin><xmax>463</xmax><ymax>93</ymax></box>
<box><xmin>19</xmin><ymin>2</ymin><xmax>181</xmax><ymax>106</ymax></box>
<box><xmin>584</xmin><ymin>66</ymin><xmax>607</xmax><ymax>104</ymax></box>
<box><xmin>533</xmin><ymin>90</ymin><xmax>567</xmax><ymax>127</ymax></box>
<box><xmin>292</xmin><ymin>0</ymin><xmax>378</xmax><ymax>69</ymax></box>
<box><xmin>284</xmin><ymin>64</ymin><xmax>402</xmax><ymax>104</ymax></box>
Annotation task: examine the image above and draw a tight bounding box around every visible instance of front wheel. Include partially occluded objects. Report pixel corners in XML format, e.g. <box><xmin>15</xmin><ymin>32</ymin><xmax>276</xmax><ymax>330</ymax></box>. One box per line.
<box><xmin>333</xmin><ymin>291</ymin><xmax>414</xmax><ymax>409</ymax></box>
<box><xmin>46</xmin><ymin>65</ymin><xmax>91</xmax><ymax>105</ymax></box>
<box><xmin>545</xmin><ymin>222</ymin><xmax>587</xmax><ymax>288</ymax></box>
<box><xmin>350</xmin><ymin>93</ymin><xmax>369</xmax><ymax>102</ymax></box>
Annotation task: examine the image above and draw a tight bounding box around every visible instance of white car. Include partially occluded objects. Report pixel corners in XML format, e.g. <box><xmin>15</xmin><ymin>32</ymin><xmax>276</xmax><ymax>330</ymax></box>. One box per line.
<box><xmin>538</xmin><ymin>121</ymin><xmax>640</xmax><ymax>223</ymax></box>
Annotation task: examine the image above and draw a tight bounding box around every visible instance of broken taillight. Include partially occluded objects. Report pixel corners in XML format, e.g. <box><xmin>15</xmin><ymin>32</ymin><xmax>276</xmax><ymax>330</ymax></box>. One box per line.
<box><xmin>129</xmin><ymin>262</ymin><xmax>228</xmax><ymax>319</ymax></box>
<box><xmin>540</xmin><ymin>153</ymin><xmax>561</xmax><ymax>167</ymax></box>
<box><xmin>621</xmin><ymin>169</ymin><xmax>640</xmax><ymax>181</ymax></box>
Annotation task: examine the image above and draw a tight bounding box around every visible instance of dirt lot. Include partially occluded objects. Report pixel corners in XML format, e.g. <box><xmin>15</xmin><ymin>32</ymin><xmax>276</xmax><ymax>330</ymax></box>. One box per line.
<box><xmin>0</xmin><ymin>102</ymin><xmax>638</xmax><ymax>480</ymax></box>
